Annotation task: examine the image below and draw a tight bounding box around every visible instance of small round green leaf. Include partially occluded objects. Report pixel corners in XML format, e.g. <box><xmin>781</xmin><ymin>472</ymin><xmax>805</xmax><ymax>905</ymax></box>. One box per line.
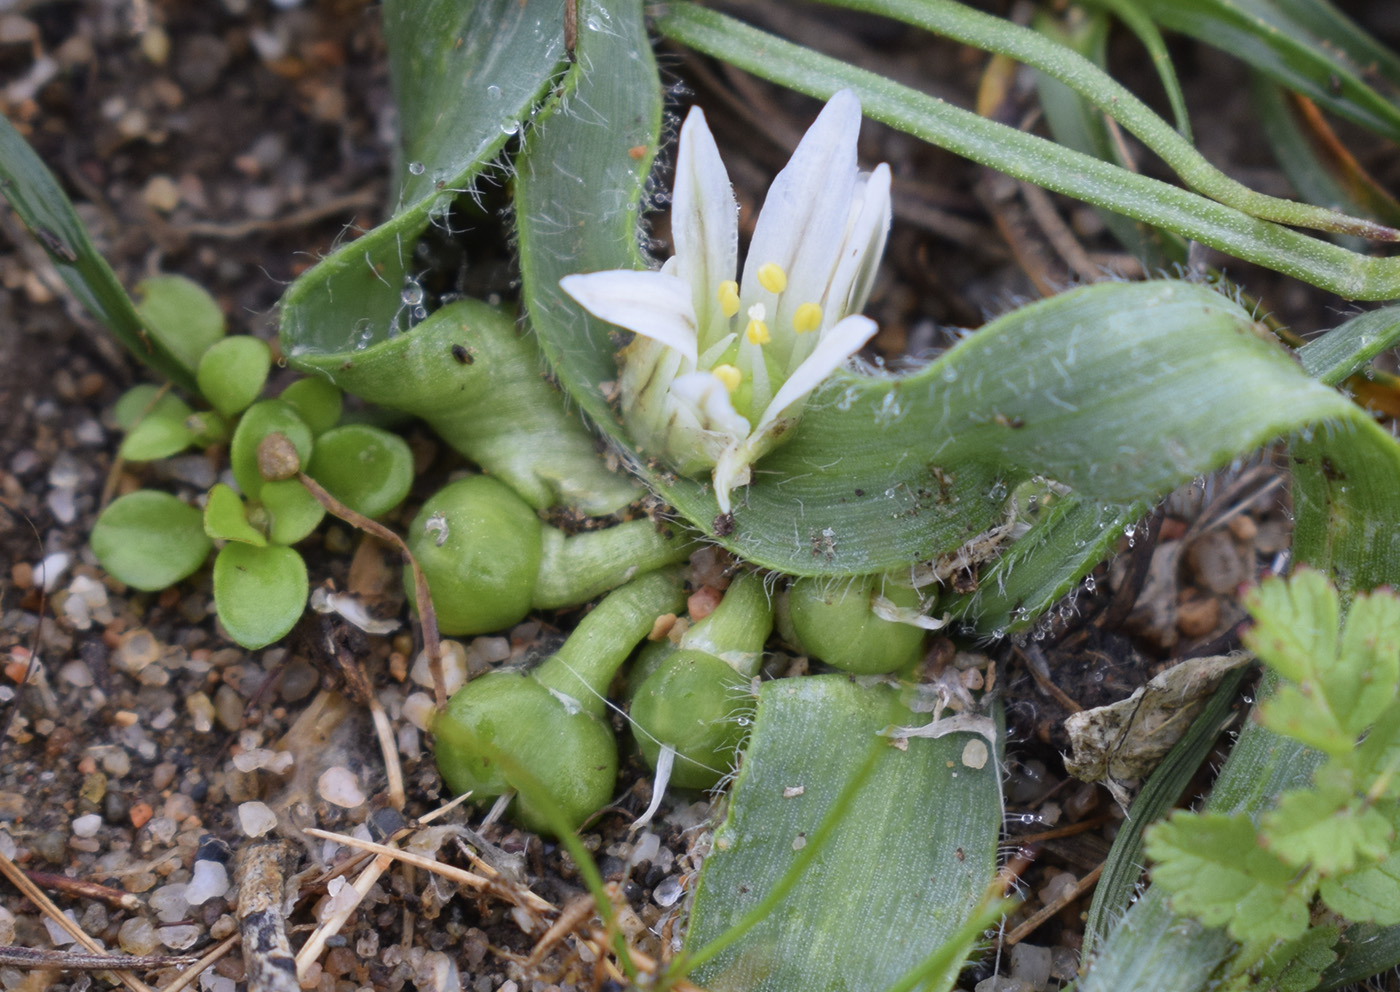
<box><xmin>119</xmin><ymin>413</ymin><xmax>199</xmax><ymax>462</ymax></box>
<box><xmin>133</xmin><ymin>273</ymin><xmax>226</xmax><ymax>374</ymax></box>
<box><xmin>196</xmin><ymin>336</ymin><xmax>272</xmax><ymax>417</ymax></box>
<box><xmin>213</xmin><ymin>543</ymin><xmax>308</xmax><ymax>649</ymax></box>
<box><xmin>229</xmin><ymin>400</ymin><xmax>314</xmax><ymax>499</ymax></box>
<box><xmin>259</xmin><ymin>479</ymin><xmax>325</xmax><ymax>545</ymax></box>
<box><xmin>113</xmin><ymin>385</ymin><xmax>191</xmax><ymax>430</ymax></box>
<box><xmin>307</xmin><ymin>424</ymin><xmax>414</xmax><ymax>519</ymax></box>
<box><xmin>204</xmin><ymin>483</ymin><xmax>266</xmax><ymax>546</ymax></box>
<box><xmin>91</xmin><ymin>490</ymin><xmax>212</xmax><ymax>590</ymax></box>
<box><xmin>279</xmin><ymin>377</ymin><xmax>343</xmax><ymax>435</ymax></box>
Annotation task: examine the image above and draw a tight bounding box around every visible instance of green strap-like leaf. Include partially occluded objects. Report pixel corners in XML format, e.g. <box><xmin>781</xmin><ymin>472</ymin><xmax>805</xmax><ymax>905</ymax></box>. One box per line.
<box><xmin>0</xmin><ymin>115</ymin><xmax>197</xmax><ymax>390</ymax></box>
<box><xmin>280</xmin><ymin>0</ymin><xmax>567</xmax><ymax>359</ymax></box>
<box><xmin>681</xmin><ymin>676</ymin><xmax>1003</xmax><ymax>992</ymax></box>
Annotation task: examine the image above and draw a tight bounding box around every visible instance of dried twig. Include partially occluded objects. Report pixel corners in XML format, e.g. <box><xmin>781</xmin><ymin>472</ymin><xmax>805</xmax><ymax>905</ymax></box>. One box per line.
<box><xmin>296</xmin><ymin>471</ymin><xmax>445</xmax><ymax>709</ymax></box>
<box><xmin>300</xmin><ymin>828</ymin><xmax>554</xmax><ymax>914</ymax></box>
<box><xmin>1002</xmin><ymin>863</ymin><xmax>1103</xmax><ymax>947</ymax></box>
<box><xmin>0</xmin><ymin>847</ymin><xmax>154</xmax><ymax>992</ymax></box>
<box><xmin>155</xmin><ymin>935</ymin><xmax>239</xmax><ymax>992</ymax></box>
<box><xmin>235</xmin><ymin>841</ymin><xmax>298</xmax><ymax>992</ymax></box>
<box><xmin>0</xmin><ymin>946</ymin><xmax>196</xmax><ymax>970</ymax></box>
<box><xmin>23</xmin><ymin>869</ymin><xmax>142</xmax><ymax>911</ymax></box>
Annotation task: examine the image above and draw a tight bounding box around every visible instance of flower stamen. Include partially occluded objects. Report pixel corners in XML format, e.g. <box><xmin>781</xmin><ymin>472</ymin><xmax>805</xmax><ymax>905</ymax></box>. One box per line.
<box><xmin>717</xmin><ymin>280</ymin><xmax>741</xmax><ymax>318</ymax></box>
<box><xmin>792</xmin><ymin>302</ymin><xmax>823</xmax><ymax>334</ymax></box>
<box><xmin>756</xmin><ymin>262</ymin><xmax>788</xmax><ymax>294</ymax></box>
<box><xmin>745</xmin><ymin>304</ymin><xmax>770</xmax><ymax>345</ymax></box>
<box><xmin>713</xmin><ymin>364</ymin><xmax>741</xmax><ymax>392</ymax></box>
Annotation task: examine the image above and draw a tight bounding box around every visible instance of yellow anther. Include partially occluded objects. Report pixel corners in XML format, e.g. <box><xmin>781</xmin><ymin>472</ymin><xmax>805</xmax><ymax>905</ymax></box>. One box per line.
<box><xmin>756</xmin><ymin>262</ymin><xmax>788</xmax><ymax>294</ymax></box>
<box><xmin>746</xmin><ymin>320</ymin><xmax>771</xmax><ymax>345</ymax></box>
<box><xmin>792</xmin><ymin>302</ymin><xmax>823</xmax><ymax>334</ymax></box>
<box><xmin>717</xmin><ymin>280</ymin><xmax>740</xmax><ymax>318</ymax></box>
<box><xmin>713</xmin><ymin>364</ymin><xmax>742</xmax><ymax>392</ymax></box>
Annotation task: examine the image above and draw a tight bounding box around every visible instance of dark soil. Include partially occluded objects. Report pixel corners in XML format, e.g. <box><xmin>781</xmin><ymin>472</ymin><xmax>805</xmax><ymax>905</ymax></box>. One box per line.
<box><xmin>1</xmin><ymin>3</ymin><xmax>1398</xmax><ymax>992</ymax></box>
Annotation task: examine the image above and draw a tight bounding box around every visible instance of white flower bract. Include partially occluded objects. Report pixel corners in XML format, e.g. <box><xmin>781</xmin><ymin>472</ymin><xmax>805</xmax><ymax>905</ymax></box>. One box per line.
<box><xmin>560</xmin><ymin>89</ymin><xmax>891</xmax><ymax>513</ymax></box>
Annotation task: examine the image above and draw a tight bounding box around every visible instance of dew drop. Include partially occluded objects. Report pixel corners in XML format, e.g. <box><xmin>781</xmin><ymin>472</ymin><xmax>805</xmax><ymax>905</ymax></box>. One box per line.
<box><xmin>486</xmin><ymin>84</ymin><xmax>502</xmax><ymax>100</ymax></box>
<box><xmin>499</xmin><ymin>119</ymin><xmax>520</xmax><ymax>136</ymax></box>
<box><xmin>407</xmin><ymin>161</ymin><xmax>425</xmax><ymax>176</ymax></box>
<box><xmin>401</xmin><ymin>283</ymin><xmax>424</xmax><ymax>306</ymax></box>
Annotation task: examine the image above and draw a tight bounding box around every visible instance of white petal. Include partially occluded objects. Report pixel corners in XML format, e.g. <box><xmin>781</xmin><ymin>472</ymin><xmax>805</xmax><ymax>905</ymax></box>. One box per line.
<box><xmin>559</xmin><ymin>270</ymin><xmax>699</xmax><ymax>365</ymax></box>
<box><xmin>754</xmin><ymin>315</ymin><xmax>876</xmax><ymax>434</ymax></box>
<box><xmin>711</xmin><ymin>443</ymin><xmax>754</xmax><ymax>515</ymax></box>
<box><xmin>672</xmin><ymin>107</ymin><xmax>739</xmax><ymax>351</ymax></box>
<box><xmin>824</xmin><ymin>163</ymin><xmax>892</xmax><ymax>321</ymax></box>
<box><xmin>670</xmin><ymin>371</ymin><xmax>752</xmax><ymax>438</ymax></box>
<box><xmin>740</xmin><ymin>91</ymin><xmax>862</xmax><ymax>358</ymax></box>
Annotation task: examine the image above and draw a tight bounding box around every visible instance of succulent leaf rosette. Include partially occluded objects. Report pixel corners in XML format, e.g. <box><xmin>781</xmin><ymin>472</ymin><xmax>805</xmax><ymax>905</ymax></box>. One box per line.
<box><xmin>561</xmin><ymin>90</ymin><xmax>891</xmax><ymax>512</ymax></box>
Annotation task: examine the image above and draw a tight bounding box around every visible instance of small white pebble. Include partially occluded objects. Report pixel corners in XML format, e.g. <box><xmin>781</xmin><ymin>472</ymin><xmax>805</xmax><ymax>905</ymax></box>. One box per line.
<box><xmin>0</xmin><ymin>830</ymin><xmax>16</xmax><ymax>860</ymax></box>
<box><xmin>70</xmin><ymin>814</ymin><xmax>102</xmax><ymax>839</ymax></box>
<box><xmin>410</xmin><ymin>641</ymin><xmax>468</xmax><ymax>694</ymax></box>
<box><xmin>231</xmin><ymin>748</ymin><xmax>294</xmax><ymax>774</ymax></box>
<box><xmin>185</xmin><ymin>860</ymin><xmax>230</xmax><ymax>905</ymax></box>
<box><xmin>0</xmin><ymin>906</ymin><xmax>15</xmax><ymax>945</ymax></box>
<box><xmin>413</xmin><ymin>951</ymin><xmax>460</xmax><ymax>992</ymax></box>
<box><xmin>58</xmin><ymin>660</ymin><xmax>93</xmax><ymax>687</ymax></box>
<box><xmin>74</xmin><ymin>418</ymin><xmax>105</xmax><ymax>446</ymax></box>
<box><xmin>37</xmin><ymin>552</ymin><xmax>71</xmax><ymax>592</ymax></box>
<box><xmin>42</xmin><ymin>911</ymin><xmax>78</xmax><ymax>946</ymax></box>
<box><xmin>628</xmin><ymin>831</ymin><xmax>660</xmax><ymax>869</ymax></box>
<box><xmin>402</xmin><ymin>692</ymin><xmax>436</xmax><ymax>733</ymax></box>
<box><xmin>148</xmin><ymin>882</ymin><xmax>189</xmax><ymax>923</ymax></box>
<box><xmin>317</xmin><ymin>766</ymin><xmax>366</xmax><ymax>808</ymax></box>
<box><xmin>199</xmin><ymin>972</ymin><xmax>236</xmax><ymax>992</ymax></box>
<box><xmin>315</xmin><ymin>876</ymin><xmax>362</xmax><ymax>922</ymax></box>
<box><xmin>158</xmin><ymin>924</ymin><xmax>200</xmax><ymax>950</ymax></box>
<box><xmin>45</xmin><ymin>488</ymin><xmax>76</xmax><ymax>525</ymax></box>
<box><xmin>469</xmin><ymin>636</ymin><xmax>511</xmax><ymax>664</ymax></box>
<box><xmin>238</xmin><ymin>801</ymin><xmax>278</xmax><ymax>838</ymax></box>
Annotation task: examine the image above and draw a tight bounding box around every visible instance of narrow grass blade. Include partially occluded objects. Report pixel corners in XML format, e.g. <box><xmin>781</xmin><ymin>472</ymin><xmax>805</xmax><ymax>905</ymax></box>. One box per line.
<box><xmin>0</xmin><ymin>115</ymin><xmax>196</xmax><ymax>390</ymax></box>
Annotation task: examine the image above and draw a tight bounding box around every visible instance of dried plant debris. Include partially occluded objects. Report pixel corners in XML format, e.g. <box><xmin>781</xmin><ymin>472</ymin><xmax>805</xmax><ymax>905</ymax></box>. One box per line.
<box><xmin>1063</xmin><ymin>651</ymin><xmax>1253</xmax><ymax>806</ymax></box>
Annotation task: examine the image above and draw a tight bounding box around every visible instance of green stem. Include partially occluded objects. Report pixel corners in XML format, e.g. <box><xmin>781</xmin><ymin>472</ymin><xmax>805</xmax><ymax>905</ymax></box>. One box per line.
<box><xmin>292</xmin><ymin>299</ymin><xmax>639</xmax><ymax>514</ymax></box>
<box><xmin>655</xmin><ymin>3</ymin><xmax>1400</xmax><ymax>300</ymax></box>
<box><xmin>534</xmin><ymin>567</ymin><xmax>687</xmax><ymax>717</ymax></box>
<box><xmin>532</xmin><ymin>519</ymin><xmax>696</xmax><ymax>610</ymax></box>
<box><xmin>678</xmin><ymin>571</ymin><xmax>773</xmax><ymax>676</ymax></box>
<box><xmin>822</xmin><ymin>0</ymin><xmax>1390</xmax><ymax>239</ymax></box>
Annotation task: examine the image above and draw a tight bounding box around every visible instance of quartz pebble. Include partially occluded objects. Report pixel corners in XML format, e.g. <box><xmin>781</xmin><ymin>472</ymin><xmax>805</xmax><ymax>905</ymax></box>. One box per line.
<box><xmin>118</xmin><ymin>916</ymin><xmax>160</xmax><ymax>955</ymax></box>
<box><xmin>71</xmin><ymin>813</ymin><xmax>102</xmax><ymax>838</ymax></box>
<box><xmin>239</xmin><ymin>801</ymin><xmax>278</xmax><ymax>838</ymax></box>
<box><xmin>1038</xmin><ymin>870</ymin><xmax>1078</xmax><ymax>908</ymax></box>
<box><xmin>37</xmin><ymin>552</ymin><xmax>71</xmax><ymax>592</ymax></box>
<box><xmin>159</xmin><ymin>924</ymin><xmax>201</xmax><ymax>949</ymax></box>
<box><xmin>185</xmin><ymin>859</ymin><xmax>230</xmax><ymax>905</ymax></box>
<box><xmin>1010</xmin><ymin>943</ymin><xmax>1054</xmax><ymax>991</ymax></box>
<box><xmin>42</xmin><ymin>912</ymin><xmax>78</xmax><ymax>945</ymax></box>
<box><xmin>652</xmin><ymin>876</ymin><xmax>683</xmax><ymax>908</ymax></box>
<box><xmin>410</xmin><ymin>640</ymin><xmax>468</xmax><ymax>694</ymax></box>
<box><xmin>232</xmin><ymin>748</ymin><xmax>295</xmax><ymax>774</ymax></box>
<box><xmin>402</xmin><ymin>692</ymin><xmax>435</xmax><ymax>732</ymax></box>
<box><xmin>115</xmin><ymin>630</ymin><xmax>161</xmax><ymax>674</ymax></box>
<box><xmin>317</xmin><ymin>766</ymin><xmax>366</xmax><ymax>808</ymax></box>
<box><xmin>149</xmin><ymin>883</ymin><xmax>189</xmax><ymax>923</ymax></box>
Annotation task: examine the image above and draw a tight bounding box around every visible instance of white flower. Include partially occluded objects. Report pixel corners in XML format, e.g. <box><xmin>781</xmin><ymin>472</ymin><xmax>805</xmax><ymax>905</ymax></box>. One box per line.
<box><xmin>560</xmin><ymin>89</ymin><xmax>891</xmax><ymax>513</ymax></box>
